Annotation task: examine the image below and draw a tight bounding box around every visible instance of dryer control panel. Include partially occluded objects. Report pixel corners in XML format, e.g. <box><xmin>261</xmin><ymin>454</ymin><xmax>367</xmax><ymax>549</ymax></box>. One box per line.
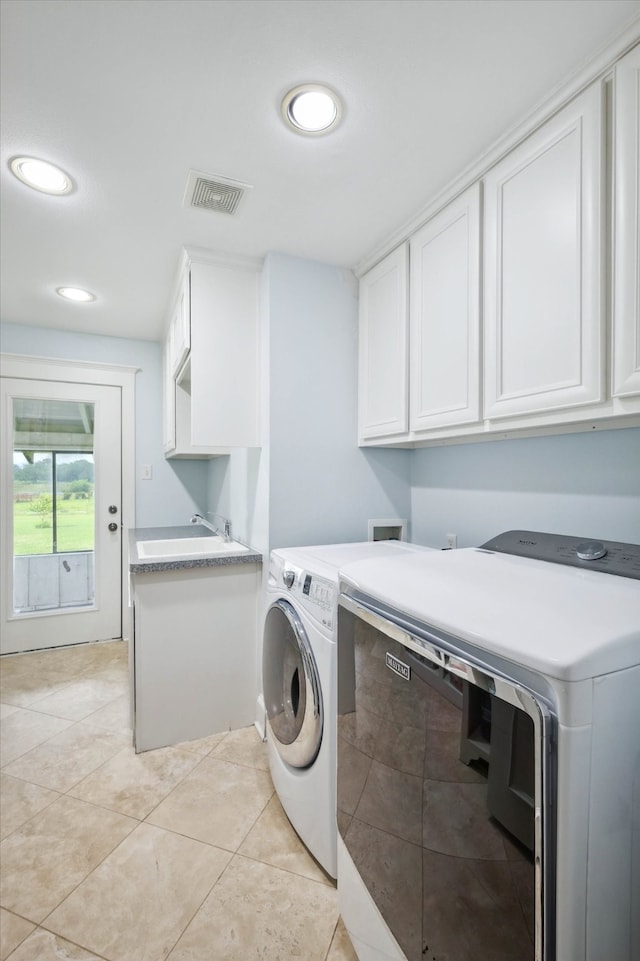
<box><xmin>480</xmin><ymin>529</ymin><xmax>640</xmax><ymax>579</ymax></box>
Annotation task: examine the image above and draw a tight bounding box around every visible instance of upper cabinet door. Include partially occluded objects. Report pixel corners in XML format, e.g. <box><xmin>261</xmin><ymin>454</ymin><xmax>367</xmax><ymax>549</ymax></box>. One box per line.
<box><xmin>484</xmin><ymin>83</ymin><xmax>604</xmax><ymax>420</ymax></box>
<box><xmin>358</xmin><ymin>244</ymin><xmax>409</xmax><ymax>440</ymax></box>
<box><xmin>409</xmin><ymin>183</ymin><xmax>481</xmax><ymax>432</ymax></box>
<box><xmin>613</xmin><ymin>43</ymin><xmax>640</xmax><ymax>398</ymax></box>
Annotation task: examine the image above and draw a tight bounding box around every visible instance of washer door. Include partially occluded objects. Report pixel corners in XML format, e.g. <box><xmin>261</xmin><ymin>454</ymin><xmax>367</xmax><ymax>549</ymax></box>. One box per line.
<box><xmin>263</xmin><ymin>598</ymin><xmax>323</xmax><ymax>769</ymax></box>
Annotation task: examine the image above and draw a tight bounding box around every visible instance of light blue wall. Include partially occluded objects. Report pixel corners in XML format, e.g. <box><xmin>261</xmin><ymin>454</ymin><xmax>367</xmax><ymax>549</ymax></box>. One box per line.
<box><xmin>1</xmin><ymin>321</ymin><xmax>208</xmax><ymax>528</ymax></box>
<box><xmin>265</xmin><ymin>252</ymin><xmax>412</xmax><ymax>549</ymax></box>
<box><xmin>5</xmin><ymin>311</ymin><xmax>639</xmax><ymax>555</ymax></box>
<box><xmin>410</xmin><ymin>427</ymin><xmax>640</xmax><ymax>549</ymax></box>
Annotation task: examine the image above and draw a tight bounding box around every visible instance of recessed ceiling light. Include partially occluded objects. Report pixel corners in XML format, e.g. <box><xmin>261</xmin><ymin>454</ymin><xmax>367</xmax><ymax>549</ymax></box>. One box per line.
<box><xmin>281</xmin><ymin>84</ymin><xmax>342</xmax><ymax>135</ymax></box>
<box><xmin>10</xmin><ymin>156</ymin><xmax>73</xmax><ymax>195</ymax></box>
<box><xmin>56</xmin><ymin>287</ymin><xmax>95</xmax><ymax>303</ymax></box>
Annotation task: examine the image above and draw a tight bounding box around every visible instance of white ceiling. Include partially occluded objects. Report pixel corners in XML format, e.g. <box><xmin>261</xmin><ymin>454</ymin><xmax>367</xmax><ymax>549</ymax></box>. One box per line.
<box><xmin>2</xmin><ymin>0</ymin><xmax>639</xmax><ymax>342</ymax></box>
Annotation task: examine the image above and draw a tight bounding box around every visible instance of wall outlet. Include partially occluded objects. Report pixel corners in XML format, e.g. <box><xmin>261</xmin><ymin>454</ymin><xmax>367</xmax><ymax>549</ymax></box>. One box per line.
<box><xmin>141</xmin><ymin>464</ymin><xmax>152</xmax><ymax>480</ymax></box>
<box><xmin>446</xmin><ymin>533</ymin><xmax>457</xmax><ymax>549</ymax></box>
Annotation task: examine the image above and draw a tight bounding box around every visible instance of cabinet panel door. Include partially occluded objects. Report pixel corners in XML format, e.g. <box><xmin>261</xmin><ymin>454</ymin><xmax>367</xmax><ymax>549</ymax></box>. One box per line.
<box><xmin>358</xmin><ymin>244</ymin><xmax>408</xmax><ymax>440</ymax></box>
<box><xmin>484</xmin><ymin>83</ymin><xmax>604</xmax><ymax>419</ymax></box>
<box><xmin>613</xmin><ymin>44</ymin><xmax>640</xmax><ymax>398</ymax></box>
<box><xmin>409</xmin><ymin>183</ymin><xmax>481</xmax><ymax>431</ymax></box>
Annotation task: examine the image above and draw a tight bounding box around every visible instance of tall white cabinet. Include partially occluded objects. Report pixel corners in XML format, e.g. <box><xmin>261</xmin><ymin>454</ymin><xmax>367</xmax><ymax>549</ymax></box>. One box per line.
<box><xmin>162</xmin><ymin>249</ymin><xmax>261</xmax><ymax>457</ymax></box>
<box><xmin>483</xmin><ymin>83</ymin><xmax>604</xmax><ymax>420</ymax></box>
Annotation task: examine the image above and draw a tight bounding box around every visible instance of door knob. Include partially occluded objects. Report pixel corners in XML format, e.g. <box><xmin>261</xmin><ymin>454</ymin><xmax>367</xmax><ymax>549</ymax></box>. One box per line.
<box><xmin>108</xmin><ymin>505</ymin><xmax>118</xmax><ymax>514</ymax></box>
<box><xmin>108</xmin><ymin>522</ymin><xmax>118</xmax><ymax>532</ymax></box>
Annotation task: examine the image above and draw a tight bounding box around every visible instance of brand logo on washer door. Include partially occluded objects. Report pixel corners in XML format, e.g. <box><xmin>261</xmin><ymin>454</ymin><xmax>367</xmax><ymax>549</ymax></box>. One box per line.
<box><xmin>386</xmin><ymin>652</ymin><xmax>411</xmax><ymax>681</ymax></box>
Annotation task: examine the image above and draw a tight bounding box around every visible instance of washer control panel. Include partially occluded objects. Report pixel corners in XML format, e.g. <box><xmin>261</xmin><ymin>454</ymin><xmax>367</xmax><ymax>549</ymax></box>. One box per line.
<box><xmin>480</xmin><ymin>530</ymin><xmax>640</xmax><ymax>579</ymax></box>
<box><xmin>279</xmin><ymin>565</ymin><xmax>337</xmax><ymax>629</ymax></box>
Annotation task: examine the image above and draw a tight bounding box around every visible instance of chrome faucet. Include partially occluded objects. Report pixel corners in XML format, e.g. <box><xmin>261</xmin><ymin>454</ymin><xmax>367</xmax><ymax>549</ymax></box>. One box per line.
<box><xmin>190</xmin><ymin>512</ymin><xmax>232</xmax><ymax>542</ymax></box>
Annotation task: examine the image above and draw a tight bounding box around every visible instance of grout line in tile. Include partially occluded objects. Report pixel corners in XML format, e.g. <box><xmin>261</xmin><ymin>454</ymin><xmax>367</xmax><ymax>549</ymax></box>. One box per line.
<box><xmin>323</xmin><ymin>917</ymin><xmax>342</xmax><ymax>961</ymax></box>
<box><xmin>0</xmin><ymin>714</ymin><xmax>76</xmax><ymax>770</ymax></box>
<box><xmin>28</xmin><ymin>691</ymin><xmax>128</xmax><ymax>726</ymax></box>
<box><xmin>36</xmin><ymin>814</ymin><xmax>140</xmax><ymax>932</ymax></box>
<box><xmin>129</xmin><ymin>748</ymin><xmax>212</xmax><ymax>823</ymax></box>
<box><xmin>0</xmin><ymin>775</ymin><xmax>62</xmax><ymax>841</ymax></box>
<box><xmin>233</xmin><ymin>845</ymin><xmax>336</xmax><ymax>887</ymax></box>
<box><xmin>35</xmin><ymin>923</ymin><xmax>112</xmax><ymax>961</ymax></box>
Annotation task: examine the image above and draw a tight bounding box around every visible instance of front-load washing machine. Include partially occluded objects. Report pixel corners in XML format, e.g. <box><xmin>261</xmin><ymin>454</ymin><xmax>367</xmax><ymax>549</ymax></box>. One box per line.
<box><xmin>262</xmin><ymin>540</ymin><xmax>433</xmax><ymax>878</ymax></box>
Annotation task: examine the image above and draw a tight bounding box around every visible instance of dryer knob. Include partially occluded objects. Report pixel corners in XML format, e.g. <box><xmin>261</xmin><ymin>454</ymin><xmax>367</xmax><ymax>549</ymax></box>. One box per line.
<box><xmin>576</xmin><ymin>540</ymin><xmax>607</xmax><ymax>561</ymax></box>
<box><xmin>283</xmin><ymin>569</ymin><xmax>296</xmax><ymax>589</ymax></box>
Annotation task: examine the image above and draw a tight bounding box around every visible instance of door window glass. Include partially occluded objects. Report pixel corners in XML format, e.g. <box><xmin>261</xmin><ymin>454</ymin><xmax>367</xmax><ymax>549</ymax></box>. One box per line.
<box><xmin>12</xmin><ymin>398</ymin><xmax>95</xmax><ymax>614</ymax></box>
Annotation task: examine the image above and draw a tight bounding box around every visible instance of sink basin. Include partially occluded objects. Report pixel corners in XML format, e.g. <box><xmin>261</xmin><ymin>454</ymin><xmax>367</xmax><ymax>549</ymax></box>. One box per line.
<box><xmin>137</xmin><ymin>536</ymin><xmax>251</xmax><ymax>559</ymax></box>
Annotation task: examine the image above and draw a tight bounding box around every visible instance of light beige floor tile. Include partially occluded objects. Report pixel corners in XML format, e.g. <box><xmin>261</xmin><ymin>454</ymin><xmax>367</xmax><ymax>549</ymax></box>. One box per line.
<box><xmin>0</xmin><ymin>651</ymin><xmax>69</xmax><ymax>679</ymax></box>
<box><xmin>0</xmin><ymin>656</ymin><xmax>75</xmax><ymax>708</ymax></box>
<box><xmin>2</xmin><ymin>722</ymin><xmax>130</xmax><ymax>792</ymax></box>
<box><xmin>175</xmin><ymin>731</ymin><xmax>227</xmax><ymax>756</ymax></box>
<box><xmin>69</xmin><ymin>744</ymin><xmax>201</xmax><ymax>819</ymax></box>
<box><xmin>146</xmin><ymin>756</ymin><xmax>273</xmax><ymax>851</ymax></box>
<box><xmin>39</xmin><ymin>640</ymin><xmax>125</xmax><ymax>679</ymax></box>
<box><xmin>0</xmin><ymin>909</ymin><xmax>34</xmax><ymax>960</ymax></box>
<box><xmin>0</xmin><ymin>794</ymin><xmax>136</xmax><ymax>923</ymax></box>
<box><xmin>85</xmin><ymin>663</ymin><xmax>128</xmax><ymax>688</ymax></box>
<box><xmin>25</xmin><ymin>677</ymin><xmax>125</xmax><ymax>723</ymax></box>
<box><xmin>0</xmin><ymin>677</ymin><xmax>77</xmax><ymax>710</ymax></box>
<box><xmin>326</xmin><ymin>918</ymin><xmax>359</xmax><ymax>961</ymax></box>
<box><xmin>0</xmin><ymin>704</ymin><xmax>20</xmax><ymax>720</ymax></box>
<box><xmin>84</xmin><ymin>695</ymin><xmax>131</xmax><ymax>734</ymax></box>
<box><xmin>0</xmin><ymin>774</ymin><xmax>59</xmax><ymax>840</ymax></box>
<box><xmin>209</xmin><ymin>725</ymin><xmax>269</xmax><ymax>771</ymax></box>
<box><xmin>0</xmin><ymin>710</ymin><xmax>73</xmax><ymax>767</ymax></box>
<box><xmin>46</xmin><ymin>822</ymin><xmax>231</xmax><ymax>961</ymax></box>
<box><xmin>238</xmin><ymin>795</ymin><xmax>332</xmax><ymax>884</ymax></box>
<box><xmin>5</xmin><ymin>929</ymin><xmax>104</xmax><ymax>961</ymax></box>
<box><xmin>167</xmin><ymin>855</ymin><xmax>338</xmax><ymax>961</ymax></box>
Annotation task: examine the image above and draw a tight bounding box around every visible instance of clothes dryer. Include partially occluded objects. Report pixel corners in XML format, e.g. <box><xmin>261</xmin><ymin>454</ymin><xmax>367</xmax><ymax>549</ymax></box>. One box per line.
<box><xmin>262</xmin><ymin>540</ymin><xmax>433</xmax><ymax>878</ymax></box>
<box><xmin>336</xmin><ymin>530</ymin><xmax>640</xmax><ymax>961</ymax></box>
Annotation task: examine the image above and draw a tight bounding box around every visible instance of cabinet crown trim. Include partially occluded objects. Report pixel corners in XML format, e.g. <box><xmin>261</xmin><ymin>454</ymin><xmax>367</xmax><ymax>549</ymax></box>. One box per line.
<box><xmin>355</xmin><ymin>25</ymin><xmax>640</xmax><ymax>279</ymax></box>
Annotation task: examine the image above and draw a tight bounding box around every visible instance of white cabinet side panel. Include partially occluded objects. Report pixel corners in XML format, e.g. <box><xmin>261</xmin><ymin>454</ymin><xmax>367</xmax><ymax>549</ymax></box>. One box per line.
<box><xmin>358</xmin><ymin>245</ymin><xmax>408</xmax><ymax>439</ymax></box>
<box><xmin>613</xmin><ymin>44</ymin><xmax>640</xmax><ymax>397</ymax></box>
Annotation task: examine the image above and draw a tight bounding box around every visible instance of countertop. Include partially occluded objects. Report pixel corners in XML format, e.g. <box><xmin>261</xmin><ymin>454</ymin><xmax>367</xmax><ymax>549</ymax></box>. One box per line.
<box><xmin>128</xmin><ymin>525</ymin><xmax>262</xmax><ymax>574</ymax></box>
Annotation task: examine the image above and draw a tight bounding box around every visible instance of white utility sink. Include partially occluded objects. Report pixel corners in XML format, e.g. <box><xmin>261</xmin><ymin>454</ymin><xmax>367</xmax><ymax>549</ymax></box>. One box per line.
<box><xmin>137</xmin><ymin>536</ymin><xmax>251</xmax><ymax>559</ymax></box>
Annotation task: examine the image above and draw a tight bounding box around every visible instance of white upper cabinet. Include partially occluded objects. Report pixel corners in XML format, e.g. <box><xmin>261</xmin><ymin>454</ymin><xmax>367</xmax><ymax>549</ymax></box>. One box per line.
<box><xmin>358</xmin><ymin>244</ymin><xmax>408</xmax><ymax>440</ymax></box>
<box><xmin>409</xmin><ymin>183</ymin><xmax>481</xmax><ymax>432</ymax></box>
<box><xmin>162</xmin><ymin>250</ymin><xmax>260</xmax><ymax>458</ymax></box>
<box><xmin>484</xmin><ymin>83</ymin><xmax>604</xmax><ymax>420</ymax></box>
<box><xmin>188</xmin><ymin>259</ymin><xmax>259</xmax><ymax>450</ymax></box>
<box><xmin>612</xmin><ymin>43</ymin><xmax>640</xmax><ymax>398</ymax></box>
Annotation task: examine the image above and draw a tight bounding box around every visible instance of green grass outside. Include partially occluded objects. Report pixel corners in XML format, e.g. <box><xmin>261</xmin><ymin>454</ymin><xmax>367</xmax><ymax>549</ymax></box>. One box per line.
<box><xmin>13</xmin><ymin>497</ymin><xmax>95</xmax><ymax>555</ymax></box>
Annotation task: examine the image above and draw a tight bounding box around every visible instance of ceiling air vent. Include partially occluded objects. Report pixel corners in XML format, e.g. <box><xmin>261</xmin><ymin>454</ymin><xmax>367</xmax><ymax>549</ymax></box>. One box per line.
<box><xmin>183</xmin><ymin>170</ymin><xmax>252</xmax><ymax>216</ymax></box>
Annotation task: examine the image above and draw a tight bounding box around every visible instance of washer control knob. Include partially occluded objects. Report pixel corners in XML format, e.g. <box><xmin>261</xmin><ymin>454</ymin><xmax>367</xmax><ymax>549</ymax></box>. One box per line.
<box><xmin>283</xmin><ymin>569</ymin><xmax>296</xmax><ymax>589</ymax></box>
<box><xmin>576</xmin><ymin>540</ymin><xmax>607</xmax><ymax>561</ymax></box>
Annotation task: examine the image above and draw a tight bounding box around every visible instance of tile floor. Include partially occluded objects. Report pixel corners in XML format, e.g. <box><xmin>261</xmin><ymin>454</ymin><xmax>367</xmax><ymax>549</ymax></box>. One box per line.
<box><xmin>0</xmin><ymin>640</ymin><xmax>357</xmax><ymax>961</ymax></box>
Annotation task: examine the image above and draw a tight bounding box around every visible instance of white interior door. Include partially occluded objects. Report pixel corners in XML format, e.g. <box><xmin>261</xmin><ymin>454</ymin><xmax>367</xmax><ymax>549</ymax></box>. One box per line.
<box><xmin>1</xmin><ymin>377</ymin><xmax>122</xmax><ymax>654</ymax></box>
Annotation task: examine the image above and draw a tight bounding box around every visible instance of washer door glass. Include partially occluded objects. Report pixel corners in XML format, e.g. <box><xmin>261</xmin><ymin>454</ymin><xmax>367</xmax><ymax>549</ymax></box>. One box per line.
<box><xmin>263</xmin><ymin>599</ymin><xmax>323</xmax><ymax>768</ymax></box>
